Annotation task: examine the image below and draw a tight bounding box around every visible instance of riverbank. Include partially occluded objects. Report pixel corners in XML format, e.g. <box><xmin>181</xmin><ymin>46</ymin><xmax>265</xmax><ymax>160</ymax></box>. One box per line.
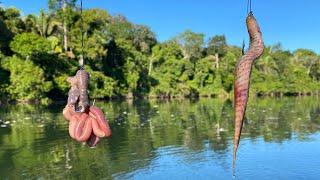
<box><xmin>1</xmin><ymin>92</ymin><xmax>319</xmax><ymax>106</ymax></box>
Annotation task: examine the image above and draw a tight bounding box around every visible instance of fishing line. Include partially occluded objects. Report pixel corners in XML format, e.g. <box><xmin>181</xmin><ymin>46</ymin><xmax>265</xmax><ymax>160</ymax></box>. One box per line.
<box><xmin>247</xmin><ymin>0</ymin><xmax>252</xmax><ymax>14</ymax></box>
<box><xmin>79</xmin><ymin>0</ymin><xmax>85</xmax><ymax>69</ymax></box>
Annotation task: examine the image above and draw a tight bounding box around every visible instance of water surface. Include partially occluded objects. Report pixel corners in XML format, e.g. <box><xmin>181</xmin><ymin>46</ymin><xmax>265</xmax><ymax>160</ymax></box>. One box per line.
<box><xmin>0</xmin><ymin>97</ymin><xmax>320</xmax><ymax>179</ymax></box>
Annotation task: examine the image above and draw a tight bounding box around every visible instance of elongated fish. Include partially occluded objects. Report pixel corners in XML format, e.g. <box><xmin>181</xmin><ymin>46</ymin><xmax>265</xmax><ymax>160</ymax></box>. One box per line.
<box><xmin>233</xmin><ymin>12</ymin><xmax>264</xmax><ymax>168</ymax></box>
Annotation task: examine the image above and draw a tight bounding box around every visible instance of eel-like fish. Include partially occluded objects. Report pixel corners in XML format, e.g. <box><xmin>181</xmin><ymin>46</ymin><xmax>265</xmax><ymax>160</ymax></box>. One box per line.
<box><xmin>77</xmin><ymin>70</ymin><xmax>90</xmax><ymax>112</ymax></box>
<box><xmin>66</xmin><ymin>69</ymin><xmax>90</xmax><ymax>113</ymax></box>
<box><xmin>233</xmin><ymin>12</ymin><xmax>264</xmax><ymax>167</ymax></box>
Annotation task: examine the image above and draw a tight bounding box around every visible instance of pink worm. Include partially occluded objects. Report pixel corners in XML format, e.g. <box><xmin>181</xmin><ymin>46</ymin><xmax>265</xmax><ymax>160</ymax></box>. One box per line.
<box><xmin>65</xmin><ymin>105</ymin><xmax>111</xmax><ymax>146</ymax></box>
<box><xmin>233</xmin><ymin>12</ymin><xmax>264</xmax><ymax>167</ymax></box>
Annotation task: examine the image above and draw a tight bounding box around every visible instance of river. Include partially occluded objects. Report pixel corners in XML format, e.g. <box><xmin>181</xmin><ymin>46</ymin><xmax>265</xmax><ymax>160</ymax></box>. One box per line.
<box><xmin>0</xmin><ymin>97</ymin><xmax>319</xmax><ymax>179</ymax></box>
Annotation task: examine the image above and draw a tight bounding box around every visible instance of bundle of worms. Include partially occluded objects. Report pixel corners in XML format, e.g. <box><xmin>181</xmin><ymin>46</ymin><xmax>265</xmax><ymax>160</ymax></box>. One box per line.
<box><xmin>233</xmin><ymin>12</ymin><xmax>264</xmax><ymax>167</ymax></box>
<box><xmin>63</xmin><ymin>69</ymin><xmax>112</xmax><ymax>147</ymax></box>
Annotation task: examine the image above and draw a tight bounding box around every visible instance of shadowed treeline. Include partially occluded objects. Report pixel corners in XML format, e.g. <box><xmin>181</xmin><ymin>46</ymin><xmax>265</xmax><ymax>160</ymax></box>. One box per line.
<box><xmin>0</xmin><ymin>97</ymin><xmax>319</xmax><ymax>178</ymax></box>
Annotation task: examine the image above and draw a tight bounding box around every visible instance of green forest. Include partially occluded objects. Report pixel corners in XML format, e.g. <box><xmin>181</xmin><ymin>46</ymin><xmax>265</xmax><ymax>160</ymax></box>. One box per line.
<box><xmin>0</xmin><ymin>0</ymin><xmax>319</xmax><ymax>104</ymax></box>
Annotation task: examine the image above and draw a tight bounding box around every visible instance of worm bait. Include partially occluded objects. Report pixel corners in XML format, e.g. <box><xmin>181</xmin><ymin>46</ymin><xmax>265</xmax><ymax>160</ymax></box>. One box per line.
<box><xmin>64</xmin><ymin>105</ymin><xmax>112</xmax><ymax>147</ymax></box>
<box><xmin>233</xmin><ymin>12</ymin><xmax>264</xmax><ymax>167</ymax></box>
<box><xmin>63</xmin><ymin>68</ymin><xmax>111</xmax><ymax>147</ymax></box>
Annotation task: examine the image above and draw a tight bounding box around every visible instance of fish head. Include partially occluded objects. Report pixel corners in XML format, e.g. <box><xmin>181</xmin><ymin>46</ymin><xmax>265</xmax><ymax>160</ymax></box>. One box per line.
<box><xmin>246</xmin><ymin>13</ymin><xmax>262</xmax><ymax>39</ymax></box>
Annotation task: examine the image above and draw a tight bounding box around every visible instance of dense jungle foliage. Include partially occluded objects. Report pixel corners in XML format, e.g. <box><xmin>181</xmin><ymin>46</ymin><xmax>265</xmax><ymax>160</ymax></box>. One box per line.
<box><xmin>0</xmin><ymin>1</ymin><xmax>319</xmax><ymax>103</ymax></box>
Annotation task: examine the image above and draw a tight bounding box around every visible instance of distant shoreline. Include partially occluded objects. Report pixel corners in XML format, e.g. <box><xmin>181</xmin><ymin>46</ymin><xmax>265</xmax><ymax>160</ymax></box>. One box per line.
<box><xmin>1</xmin><ymin>93</ymin><xmax>319</xmax><ymax>105</ymax></box>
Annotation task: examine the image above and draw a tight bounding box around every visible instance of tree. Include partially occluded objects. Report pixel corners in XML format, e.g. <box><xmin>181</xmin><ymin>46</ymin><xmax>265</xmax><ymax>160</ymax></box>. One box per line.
<box><xmin>175</xmin><ymin>30</ymin><xmax>204</xmax><ymax>64</ymax></box>
<box><xmin>10</xmin><ymin>33</ymin><xmax>51</xmax><ymax>58</ymax></box>
<box><xmin>107</xmin><ymin>15</ymin><xmax>134</xmax><ymax>40</ymax></box>
<box><xmin>294</xmin><ymin>49</ymin><xmax>319</xmax><ymax>76</ymax></box>
<box><xmin>149</xmin><ymin>41</ymin><xmax>197</xmax><ymax>98</ymax></box>
<box><xmin>0</xmin><ymin>53</ymin><xmax>10</xmax><ymax>100</ymax></box>
<box><xmin>0</xmin><ymin>14</ymin><xmax>13</xmax><ymax>55</ymax></box>
<box><xmin>310</xmin><ymin>57</ymin><xmax>320</xmax><ymax>81</ymax></box>
<box><xmin>192</xmin><ymin>56</ymin><xmax>215</xmax><ymax>96</ymax></box>
<box><xmin>85</xmin><ymin>66</ymin><xmax>116</xmax><ymax>98</ymax></box>
<box><xmin>2</xmin><ymin>56</ymin><xmax>52</xmax><ymax>102</ymax></box>
<box><xmin>48</xmin><ymin>0</ymin><xmax>77</xmax><ymax>52</ymax></box>
<box><xmin>69</xmin><ymin>8</ymin><xmax>111</xmax><ymax>63</ymax></box>
<box><xmin>132</xmin><ymin>25</ymin><xmax>157</xmax><ymax>54</ymax></box>
<box><xmin>25</xmin><ymin>10</ymin><xmax>59</xmax><ymax>38</ymax></box>
<box><xmin>207</xmin><ymin>35</ymin><xmax>227</xmax><ymax>69</ymax></box>
<box><xmin>1</xmin><ymin>7</ymin><xmax>25</xmax><ymax>34</ymax></box>
<box><xmin>0</xmin><ymin>2</ymin><xmax>320</xmax><ymax>101</ymax></box>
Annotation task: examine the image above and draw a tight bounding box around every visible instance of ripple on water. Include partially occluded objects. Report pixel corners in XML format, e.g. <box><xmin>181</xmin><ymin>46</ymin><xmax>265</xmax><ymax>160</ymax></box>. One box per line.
<box><xmin>0</xmin><ymin>98</ymin><xmax>320</xmax><ymax>179</ymax></box>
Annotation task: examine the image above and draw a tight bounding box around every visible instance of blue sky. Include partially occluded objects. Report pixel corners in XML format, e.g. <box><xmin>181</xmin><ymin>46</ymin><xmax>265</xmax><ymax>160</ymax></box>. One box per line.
<box><xmin>1</xmin><ymin>0</ymin><xmax>319</xmax><ymax>53</ymax></box>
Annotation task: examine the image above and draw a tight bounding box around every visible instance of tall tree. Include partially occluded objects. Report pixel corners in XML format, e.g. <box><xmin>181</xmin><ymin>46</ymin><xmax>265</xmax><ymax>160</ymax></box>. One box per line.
<box><xmin>132</xmin><ymin>25</ymin><xmax>157</xmax><ymax>54</ymax></box>
<box><xmin>48</xmin><ymin>0</ymin><xmax>77</xmax><ymax>52</ymax></box>
<box><xmin>1</xmin><ymin>7</ymin><xmax>25</xmax><ymax>34</ymax></box>
<box><xmin>0</xmin><ymin>8</ymin><xmax>13</xmax><ymax>55</ymax></box>
<box><xmin>25</xmin><ymin>10</ymin><xmax>59</xmax><ymax>38</ymax></box>
<box><xmin>294</xmin><ymin>49</ymin><xmax>319</xmax><ymax>75</ymax></box>
<box><xmin>108</xmin><ymin>15</ymin><xmax>134</xmax><ymax>40</ymax></box>
<box><xmin>175</xmin><ymin>30</ymin><xmax>204</xmax><ymax>67</ymax></box>
<box><xmin>207</xmin><ymin>35</ymin><xmax>227</xmax><ymax>69</ymax></box>
<box><xmin>69</xmin><ymin>8</ymin><xmax>111</xmax><ymax>62</ymax></box>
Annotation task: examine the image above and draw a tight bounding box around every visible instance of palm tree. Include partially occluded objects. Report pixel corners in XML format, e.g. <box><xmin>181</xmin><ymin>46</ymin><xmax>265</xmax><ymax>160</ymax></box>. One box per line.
<box><xmin>25</xmin><ymin>9</ymin><xmax>59</xmax><ymax>38</ymax></box>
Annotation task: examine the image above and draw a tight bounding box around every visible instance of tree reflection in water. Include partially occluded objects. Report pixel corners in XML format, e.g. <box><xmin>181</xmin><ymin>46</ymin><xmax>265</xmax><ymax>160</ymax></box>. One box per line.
<box><xmin>0</xmin><ymin>97</ymin><xmax>319</xmax><ymax>178</ymax></box>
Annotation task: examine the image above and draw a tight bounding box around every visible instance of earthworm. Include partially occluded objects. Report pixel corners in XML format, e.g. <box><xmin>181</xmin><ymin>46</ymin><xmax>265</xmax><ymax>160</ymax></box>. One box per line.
<box><xmin>64</xmin><ymin>105</ymin><xmax>111</xmax><ymax>146</ymax></box>
<box><xmin>69</xmin><ymin>113</ymin><xmax>80</xmax><ymax>139</ymax></box>
<box><xmin>73</xmin><ymin>113</ymin><xmax>92</xmax><ymax>142</ymax></box>
<box><xmin>63</xmin><ymin>106</ymin><xmax>72</xmax><ymax>121</ymax></box>
<box><xmin>89</xmin><ymin>106</ymin><xmax>112</xmax><ymax>137</ymax></box>
<box><xmin>233</xmin><ymin>12</ymin><xmax>264</xmax><ymax>167</ymax></box>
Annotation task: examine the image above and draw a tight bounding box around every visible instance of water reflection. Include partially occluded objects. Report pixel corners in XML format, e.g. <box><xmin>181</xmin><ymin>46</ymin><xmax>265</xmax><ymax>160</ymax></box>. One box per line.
<box><xmin>0</xmin><ymin>97</ymin><xmax>319</xmax><ymax>179</ymax></box>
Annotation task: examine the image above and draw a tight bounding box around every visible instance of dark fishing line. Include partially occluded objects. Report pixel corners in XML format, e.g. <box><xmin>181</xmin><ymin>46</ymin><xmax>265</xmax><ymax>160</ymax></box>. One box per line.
<box><xmin>80</xmin><ymin>0</ymin><xmax>85</xmax><ymax>69</ymax></box>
